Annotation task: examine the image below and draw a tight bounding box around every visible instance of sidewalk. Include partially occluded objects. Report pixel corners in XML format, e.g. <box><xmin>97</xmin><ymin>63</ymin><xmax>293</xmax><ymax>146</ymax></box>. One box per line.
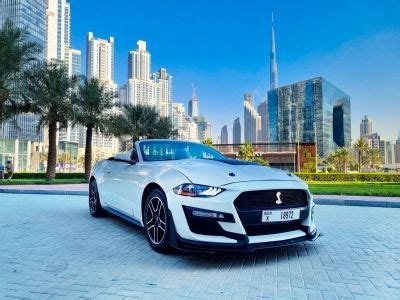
<box><xmin>0</xmin><ymin>184</ymin><xmax>399</xmax><ymax>208</ymax></box>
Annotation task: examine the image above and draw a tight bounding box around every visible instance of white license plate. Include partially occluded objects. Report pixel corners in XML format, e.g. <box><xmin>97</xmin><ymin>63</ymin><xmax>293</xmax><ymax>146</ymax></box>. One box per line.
<box><xmin>261</xmin><ymin>209</ymin><xmax>300</xmax><ymax>222</ymax></box>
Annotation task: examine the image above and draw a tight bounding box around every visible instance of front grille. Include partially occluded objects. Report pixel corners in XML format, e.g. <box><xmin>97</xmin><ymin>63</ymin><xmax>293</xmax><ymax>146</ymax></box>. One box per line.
<box><xmin>234</xmin><ymin>189</ymin><xmax>308</xmax><ymax>211</ymax></box>
<box><xmin>244</xmin><ymin>220</ymin><xmax>303</xmax><ymax>236</ymax></box>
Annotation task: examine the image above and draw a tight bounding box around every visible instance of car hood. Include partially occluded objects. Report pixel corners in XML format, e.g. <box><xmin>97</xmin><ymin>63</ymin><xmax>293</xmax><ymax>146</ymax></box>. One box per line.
<box><xmin>150</xmin><ymin>159</ymin><xmax>302</xmax><ymax>186</ymax></box>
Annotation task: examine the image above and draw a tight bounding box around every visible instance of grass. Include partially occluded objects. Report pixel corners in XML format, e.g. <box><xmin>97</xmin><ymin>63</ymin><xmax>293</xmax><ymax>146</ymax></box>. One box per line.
<box><xmin>1</xmin><ymin>178</ymin><xmax>400</xmax><ymax>197</ymax></box>
<box><xmin>0</xmin><ymin>178</ymin><xmax>88</xmax><ymax>185</ymax></box>
<box><xmin>308</xmin><ymin>182</ymin><xmax>400</xmax><ymax>197</ymax></box>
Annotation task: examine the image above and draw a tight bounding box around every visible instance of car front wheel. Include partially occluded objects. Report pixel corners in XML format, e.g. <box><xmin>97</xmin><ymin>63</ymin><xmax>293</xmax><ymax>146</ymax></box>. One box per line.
<box><xmin>144</xmin><ymin>189</ymin><xmax>171</xmax><ymax>253</ymax></box>
<box><xmin>89</xmin><ymin>179</ymin><xmax>107</xmax><ymax>217</ymax></box>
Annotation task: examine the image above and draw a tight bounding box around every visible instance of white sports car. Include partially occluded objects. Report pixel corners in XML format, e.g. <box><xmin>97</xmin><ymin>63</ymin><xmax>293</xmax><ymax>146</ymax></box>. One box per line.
<box><xmin>89</xmin><ymin>139</ymin><xmax>319</xmax><ymax>252</ymax></box>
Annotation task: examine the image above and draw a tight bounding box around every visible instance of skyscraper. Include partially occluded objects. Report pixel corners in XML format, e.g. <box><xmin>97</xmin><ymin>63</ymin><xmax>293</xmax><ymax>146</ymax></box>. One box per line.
<box><xmin>126</xmin><ymin>41</ymin><xmax>172</xmax><ymax>117</ymax></box>
<box><xmin>155</xmin><ymin>68</ymin><xmax>172</xmax><ymax>117</ymax></box>
<box><xmin>188</xmin><ymin>86</ymin><xmax>199</xmax><ymax>117</ymax></box>
<box><xmin>171</xmin><ymin>103</ymin><xmax>198</xmax><ymax>141</ymax></box>
<box><xmin>128</xmin><ymin>40</ymin><xmax>150</xmax><ymax>80</ymax></box>
<box><xmin>270</xmin><ymin>13</ymin><xmax>278</xmax><ymax>90</ymax></box>
<box><xmin>0</xmin><ymin>0</ymin><xmax>48</xmax><ymax>170</ymax></box>
<box><xmin>233</xmin><ymin>117</ymin><xmax>241</xmax><ymax>144</ymax></box>
<box><xmin>86</xmin><ymin>32</ymin><xmax>115</xmax><ymax>86</ymax></box>
<box><xmin>257</xmin><ymin>100</ymin><xmax>268</xmax><ymax>142</ymax></box>
<box><xmin>244</xmin><ymin>93</ymin><xmax>261</xmax><ymax>143</ymax></box>
<box><xmin>360</xmin><ymin>115</ymin><xmax>372</xmax><ymax>137</ymax></box>
<box><xmin>394</xmin><ymin>129</ymin><xmax>400</xmax><ymax>164</ymax></box>
<box><xmin>268</xmin><ymin>77</ymin><xmax>351</xmax><ymax>157</ymax></box>
<box><xmin>220</xmin><ymin>125</ymin><xmax>228</xmax><ymax>144</ymax></box>
<box><xmin>0</xmin><ymin>0</ymin><xmax>47</xmax><ymax>59</ymax></box>
<box><xmin>47</xmin><ymin>0</ymin><xmax>70</xmax><ymax>63</ymax></box>
<box><xmin>86</xmin><ymin>32</ymin><xmax>118</xmax><ymax>153</ymax></box>
<box><xmin>68</xmin><ymin>48</ymin><xmax>81</xmax><ymax>76</ymax></box>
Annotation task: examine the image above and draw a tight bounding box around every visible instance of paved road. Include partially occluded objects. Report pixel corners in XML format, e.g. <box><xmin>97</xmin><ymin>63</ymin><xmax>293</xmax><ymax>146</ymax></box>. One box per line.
<box><xmin>1</xmin><ymin>193</ymin><xmax>400</xmax><ymax>299</ymax></box>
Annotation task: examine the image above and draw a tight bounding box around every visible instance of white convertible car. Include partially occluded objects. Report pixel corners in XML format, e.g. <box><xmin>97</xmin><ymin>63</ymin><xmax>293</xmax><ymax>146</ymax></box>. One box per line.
<box><xmin>89</xmin><ymin>139</ymin><xmax>319</xmax><ymax>252</ymax></box>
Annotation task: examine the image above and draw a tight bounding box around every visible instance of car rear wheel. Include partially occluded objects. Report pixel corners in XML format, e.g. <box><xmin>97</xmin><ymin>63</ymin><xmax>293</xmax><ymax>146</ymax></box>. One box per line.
<box><xmin>89</xmin><ymin>179</ymin><xmax>107</xmax><ymax>217</ymax></box>
<box><xmin>144</xmin><ymin>189</ymin><xmax>171</xmax><ymax>253</ymax></box>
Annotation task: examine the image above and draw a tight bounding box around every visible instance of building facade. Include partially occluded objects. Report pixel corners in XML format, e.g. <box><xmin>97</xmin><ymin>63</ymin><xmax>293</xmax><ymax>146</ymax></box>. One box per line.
<box><xmin>257</xmin><ymin>100</ymin><xmax>268</xmax><ymax>142</ymax></box>
<box><xmin>233</xmin><ymin>117</ymin><xmax>241</xmax><ymax>144</ymax></box>
<box><xmin>220</xmin><ymin>125</ymin><xmax>228</xmax><ymax>144</ymax></box>
<box><xmin>86</xmin><ymin>32</ymin><xmax>115</xmax><ymax>86</ymax></box>
<box><xmin>360</xmin><ymin>115</ymin><xmax>372</xmax><ymax>137</ymax></box>
<box><xmin>244</xmin><ymin>93</ymin><xmax>261</xmax><ymax>143</ymax></box>
<box><xmin>0</xmin><ymin>0</ymin><xmax>48</xmax><ymax>170</ymax></box>
<box><xmin>126</xmin><ymin>41</ymin><xmax>171</xmax><ymax>117</ymax></box>
<box><xmin>171</xmin><ymin>103</ymin><xmax>198</xmax><ymax>141</ymax></box>
<box><xmin>268</xmin><ymin>77</ymin><xmax>351</xmax><ymax>157</ymax></box>
<box><xmin>188</xmin><ymin>87</ymin><xmax>199</xmax><ymax>118</ymax></box>
<box><xmin>394</xmin><ymin>130</ymin><xmax>400</xmax><ymax>164</ymax></box>
<box><xmin>68</xmin><ymin>48</ymin><xmax>81</xmax><ymax>76</ymax></box>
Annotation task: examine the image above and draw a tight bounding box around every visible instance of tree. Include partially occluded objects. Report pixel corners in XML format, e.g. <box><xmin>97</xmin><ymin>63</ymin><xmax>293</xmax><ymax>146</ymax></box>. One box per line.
<box><xmin>326</xmin><ymin>148</ymin><xmax>353</xmax><ymax>172</ymax></box>
<box><xmin>238</xmin><ymin>142</ymin><xmax>269</xmax><ymax>166</ymax></box>
<box><xmin>110</xmin><ymin>104</ymin><xmax>177</xmax><ymax>147</ymax></box>
<box><xmin>0</xmin><ymin>19</ymin><xmax>40</xmax><ymax>122</ymax></box>
<box><xmin>72</xmin><ymin>78</ymin><xmax>115</xmax><ymax>180</ymax></box>
<box><xmin>202</xmin><ymin>138</ymin><xmax>213</xmax><ymax>146</ymax></box>
<box><xmin>364</xmin><ymin>148</ymin><xmax>383</xmax><ymax>171</ymax></box>
<box><xmin>238</xmin><ymin>142</ymin><xmax>254</xmax><ymax>161</ymax></box>
<box><xmin>353</xmin><ymin>138</ymin><xmax>369</xmax><ymax>172</ymax></box>
<box><xmin>148</xmin><ymin>116</ymin><xmax>177</xmax><ymax>139</ymax></box>
<box><xmin>23</xmin><ymin>62</ymin><xmax>79</xmax><ymax>180</ymax></box>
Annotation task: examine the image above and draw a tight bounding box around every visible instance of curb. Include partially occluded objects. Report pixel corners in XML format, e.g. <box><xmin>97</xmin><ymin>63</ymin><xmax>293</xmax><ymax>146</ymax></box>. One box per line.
<box><xmin>1</xmin><ymin>189</ymin><xmax>400</xmax><ymax>208</ymax></box>
<box><xmin>0</xmin><ymin>189</ymin><xmax>88</xmax><ymax>196</ymax></box>
<box><xmin>314</xmin><ymin>198</ymin><xmax>400</xmax><ymax>208</ymax></box>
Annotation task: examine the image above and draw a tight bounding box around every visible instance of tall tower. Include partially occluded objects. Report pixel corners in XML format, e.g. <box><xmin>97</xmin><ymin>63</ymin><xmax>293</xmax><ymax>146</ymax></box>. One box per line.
<box><xmin>86</xmin><ymin>32</ymin><xmax>115</xmax><ymax>85</ymax></box>
<box><xmin>188</xmin><ymin>85</ymin><xmax>199</xmax><ymax>117</ymax></box>
<box><xmin>270</xmin><ymin>12</ymin><xmax>278</xmax><ymax>90</ymax></box>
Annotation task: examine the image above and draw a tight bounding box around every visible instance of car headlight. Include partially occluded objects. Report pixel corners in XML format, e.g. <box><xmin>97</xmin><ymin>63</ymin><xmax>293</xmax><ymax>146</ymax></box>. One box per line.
<box><xmin>173</xmin><ymin>183</ymin><xmax>225</xmax><ymax>197</ymax></box>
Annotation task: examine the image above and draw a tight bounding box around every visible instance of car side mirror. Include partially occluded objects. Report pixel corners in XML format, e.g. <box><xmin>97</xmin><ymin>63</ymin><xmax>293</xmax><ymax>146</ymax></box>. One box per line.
<box><xmin>130</xmin><ymin>149</ymin><xmax>138</xmax><ymax>162</ymax></box>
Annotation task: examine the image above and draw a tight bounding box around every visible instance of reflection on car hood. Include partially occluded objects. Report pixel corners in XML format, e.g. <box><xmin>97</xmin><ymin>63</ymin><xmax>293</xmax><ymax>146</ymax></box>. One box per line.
<box><xmin>149</xmin><ymin>158</ymin><xmax>302</xmax><ymax>186</ymax></box>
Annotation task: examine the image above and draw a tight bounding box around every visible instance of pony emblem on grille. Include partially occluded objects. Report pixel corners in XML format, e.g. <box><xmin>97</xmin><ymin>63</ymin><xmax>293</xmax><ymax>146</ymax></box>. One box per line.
<box><xmin>275</xmin><ymin>191</ymin><xmax>282</xmax><ymax>205</ymax></box>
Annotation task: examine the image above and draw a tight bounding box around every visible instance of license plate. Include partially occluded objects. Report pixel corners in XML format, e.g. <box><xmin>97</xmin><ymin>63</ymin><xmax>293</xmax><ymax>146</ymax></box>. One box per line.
<box><xmin>261</xmin><ymin>209</ymin><xmax>300</xmax><ymax>222</ymax></box>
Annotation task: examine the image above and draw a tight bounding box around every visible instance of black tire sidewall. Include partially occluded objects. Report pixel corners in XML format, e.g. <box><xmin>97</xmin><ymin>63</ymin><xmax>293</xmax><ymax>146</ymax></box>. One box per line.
<box><xmin>89</xmin><ymin>179</ymin><xmax>106</xmax><ymax>217</ymax></box>
<box><xmin>144</xmin><ymin>189</ymin><xmax>170</xmax><ymax>252</ymax></box>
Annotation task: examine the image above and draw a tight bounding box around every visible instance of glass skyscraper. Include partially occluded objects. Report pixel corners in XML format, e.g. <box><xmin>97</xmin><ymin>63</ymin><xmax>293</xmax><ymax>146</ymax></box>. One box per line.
<box><xmin>0</xmin><ymin>0</ymin><xmax>47</xmax><ymax>60</ymax></box>
<box><xmin>268</xmin><ymin>77</ymin><xmax>351</xmax><ymax>157</ymax></box>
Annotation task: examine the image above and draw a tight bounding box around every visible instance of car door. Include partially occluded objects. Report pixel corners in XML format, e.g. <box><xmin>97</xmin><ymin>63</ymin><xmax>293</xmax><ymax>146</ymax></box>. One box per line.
<box><xmin>108</xmin><ymin>149</ymin><xmax>142</xmax><ymax>217</ymax></box>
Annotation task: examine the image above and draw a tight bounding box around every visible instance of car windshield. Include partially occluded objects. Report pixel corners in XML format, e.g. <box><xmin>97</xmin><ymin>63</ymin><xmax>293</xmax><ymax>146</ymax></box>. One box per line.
<box><xmin>139</xmin><ymin>140</ymin><xmax>226</xmax><ymax>162</ymax></box>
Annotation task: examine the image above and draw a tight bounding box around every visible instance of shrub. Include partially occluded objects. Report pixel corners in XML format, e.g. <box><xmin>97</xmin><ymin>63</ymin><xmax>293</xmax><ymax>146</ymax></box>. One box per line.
<box><xmin>296</xmin><ymin>173</ymin><xmax>400</xmax><ymax>182</ymax></box>
<box><xmin>12</xmin><ymin>173</ymin><xmax>85</xmax><ymax>179</ymax></box>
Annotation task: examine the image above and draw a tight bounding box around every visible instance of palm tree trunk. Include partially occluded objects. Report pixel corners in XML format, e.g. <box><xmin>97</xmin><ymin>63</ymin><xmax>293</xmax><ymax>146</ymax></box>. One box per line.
<box><xmin>46</xmin><ymin>121</ymin><xmax>57</xmax><ymax>180</ymax></box>
<box><xmin>358</xmin><ymin>150</ymin><xmax>361</xmax><ymax>173</ymax></box>
<box><xmin>84</xmin><ymin>126</ymin><xmax>93</xmax><ymax>181</ymax></box>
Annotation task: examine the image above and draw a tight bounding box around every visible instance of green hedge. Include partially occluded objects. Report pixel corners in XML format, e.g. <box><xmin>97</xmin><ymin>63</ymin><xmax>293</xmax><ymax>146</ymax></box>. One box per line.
<box><xmin>11</xmin><ymin>172</ymin><xmax>400</xmax><ymax>183</ymax></box>
<box><xmin>296</xmin><ymin>173</ymin><xmax>400</xmax><ymax>183</ymax></box>
<box><xmin>12</xmin><ymin>173</ymin><xmax>85</xmax><ymax>179</ymax></box>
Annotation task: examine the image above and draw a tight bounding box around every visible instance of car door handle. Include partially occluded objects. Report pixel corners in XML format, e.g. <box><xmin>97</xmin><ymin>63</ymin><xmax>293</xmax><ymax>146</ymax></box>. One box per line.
<box><xmin>106</xmin><ymin>168</ymin><xmax>111</xmax><ymax>173</ymax></box>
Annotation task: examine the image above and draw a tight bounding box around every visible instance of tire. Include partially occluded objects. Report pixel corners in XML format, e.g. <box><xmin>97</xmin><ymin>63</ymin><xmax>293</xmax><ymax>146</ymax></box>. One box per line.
<box><xmin>89</xmin><ymin>179</ymin><xmax>107</xmax><ymax>217</ymax></box>
<box><xmin>144</xmin><ymin>189</ymin><xmax>171</xmax><ymax>253</ymax></box>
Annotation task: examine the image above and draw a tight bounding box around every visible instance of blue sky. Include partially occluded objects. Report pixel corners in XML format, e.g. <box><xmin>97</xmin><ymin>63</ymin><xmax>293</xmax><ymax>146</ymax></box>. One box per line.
<box><xmin>70</xmin><ymin>0</ymin><xmax>400</xmax><ymax>143</ymax></box>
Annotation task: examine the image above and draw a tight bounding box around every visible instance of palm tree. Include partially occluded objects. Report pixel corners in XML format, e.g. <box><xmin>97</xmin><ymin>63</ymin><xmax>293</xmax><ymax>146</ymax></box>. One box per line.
<box><xmin>353</xmin><ymin>138</ymin><xmax>369</xmax><ymax>172</ymax></box>
<box><xmin>202</xmin><ymin>138</ymin><xmax>213</xmax><ymax>146</ymax></box>
<box><xmin>335</xmin><ymin>148</ymin><xmax>353</xmax><ymax>172</ymax></box>
<box><xmin>110</xmin><ymin>104</ymin><xmax>177</xmax><ymax>146</ymax></box>
<box><xmin>364</xmin><ymin>148</ymin><xmax>383</xmax><ymax>171</ymax></box>
<box><xmin>148</xmin><ymin>116</ymin><xmax>177</xmax><ymax>139</ymax></box>
<box><xmin>71</xmin><ymin>78</ymin><xmax>115</xmax><ymax>180</ymax></box>
<box><xmin>326</xmin><ymin>148</ymin><xmax>353</xmax><ymax>172</ymax></box>
<box><xmin>0</xmin><ymin>19</ymin><xmax>40</xmax><ymax>122</ymax></box>
<box><xmin>239</xmin><ymin>142</ymin><xmax>255</xmax><ymax>161</ymax></box>
<box><xmin>23</xmin><ymin>62</ymin><xmax>79</xmax><ymax>180</ymax></box>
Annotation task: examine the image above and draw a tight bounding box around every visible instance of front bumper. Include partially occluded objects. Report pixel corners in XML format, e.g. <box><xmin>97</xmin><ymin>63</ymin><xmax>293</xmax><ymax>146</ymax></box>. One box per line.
<box><xmin>166</xmin><ymin>180</ymin><xmax>319</xmax><ymax>252</ymax></box>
